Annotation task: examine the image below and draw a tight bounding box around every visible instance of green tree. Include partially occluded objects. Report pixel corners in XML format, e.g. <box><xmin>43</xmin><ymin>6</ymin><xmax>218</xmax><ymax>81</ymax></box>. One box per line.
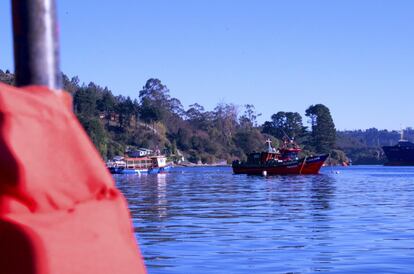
<box><xmin>140</xmin><ymin>97</ymin><xmax>163</xmax><ymax>124</ymax></box>
<box><xmin>116</xmin><ymin>96</ymin><xmax>137</xmax><ymax>129</ymax></box>
<box><xmin>139</xmin><ymin>79</ymin><xmax>169</xmax><ymax>124</ymax></box>
<box><xmin>214</xmin><ymin>102</ymin><xmax>238</xmax><ymax>142</ymax></box>
<box><xmin>186</xmin><ymin>103</ymin><xmax>212</xmax><ymax>130</ymax></box>
<box><xmin>62</xmin><ymin>74</ymin><xmax>80</xmax><ymax>94</ymax></box>
<box><xmin>262</xmin><ymin>111</ymin><xmax>305</xmax><ymax>140</ymax></box>
<box><xmin>305</xmin><ymin>104</ymin><xmax>336</xmax><ymax>153</ymax></box>
<box><xmin>73</xmin><ymin>85</ymin><xmax>98</xmax><ymax>117</ymax></box>
<box><xmin>138</xmin><ymin>78</ymin><xmax>184</xmax><ymax>125</ymax></box>
<box><xmin>239</xmin><ymin>104</ymin><xmax>261</xmax><ymax>129</ymax></box>
<box><xmin>77</xmin><ymin>116</ymin><xmax>108</xmax><ymax>158</ymax></box>
<box><xmin>97</xmin><ymin>88</ymin><xmax>117</xmax><ymax>113</ymax></box>
<box><xmin>234</xmin><ymin>129</ymin><xmax>266</xmax><ymax>154</ymax></box>
<box><xmin>176</xmin><ymin>127</ymin><xmax>191</xmax><ymax>151</ymax></box>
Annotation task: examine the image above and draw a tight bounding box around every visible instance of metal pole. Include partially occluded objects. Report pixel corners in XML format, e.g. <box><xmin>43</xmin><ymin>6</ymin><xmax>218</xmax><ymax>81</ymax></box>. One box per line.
<box><xmin>11</xmin><ymin>0</ymin><xmax>62</xmax><ymax>90</ymax></box>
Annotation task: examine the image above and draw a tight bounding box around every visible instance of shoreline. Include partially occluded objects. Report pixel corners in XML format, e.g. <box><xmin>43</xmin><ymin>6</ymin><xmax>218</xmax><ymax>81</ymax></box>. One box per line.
<box><xmin>174</xmin><ymin>163</ymin><xmax>231</xmax><ymax>168</ymax></box>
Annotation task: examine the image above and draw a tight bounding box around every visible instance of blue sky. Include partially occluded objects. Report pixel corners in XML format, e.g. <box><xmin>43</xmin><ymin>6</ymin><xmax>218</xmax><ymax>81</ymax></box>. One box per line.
<box><xmin>1</xmin><ymin>1</ymin><xmax>413</xmax><ymax>130</ymax></box>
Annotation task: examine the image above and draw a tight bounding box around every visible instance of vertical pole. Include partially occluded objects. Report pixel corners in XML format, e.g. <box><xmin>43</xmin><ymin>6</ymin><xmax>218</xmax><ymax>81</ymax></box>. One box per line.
<box><xmin>11</xmin><ymin>0</ymin><xmax>62</xmax><ymax>90</ymax></box>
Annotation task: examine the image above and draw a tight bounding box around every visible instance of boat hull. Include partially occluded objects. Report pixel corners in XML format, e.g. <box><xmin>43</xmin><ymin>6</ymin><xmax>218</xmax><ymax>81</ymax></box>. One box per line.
<box><xmin>108</xmin><ymin>167</ymin><xmax>147</xmax><ymax>174</ymax></box>
<box><xmin>109</xmin><ymin>165</ymin><xmax>173</xmax><ymax>175</ymax></box>
<box><xmin>383</xmin><ymin>144</ymin><xmax>414</xmax><ymax>166</ymax></box>
<box><xmin>232</xmin><ymin>154</ymin><xmax>328</xmax><ymax>175</ymax></box>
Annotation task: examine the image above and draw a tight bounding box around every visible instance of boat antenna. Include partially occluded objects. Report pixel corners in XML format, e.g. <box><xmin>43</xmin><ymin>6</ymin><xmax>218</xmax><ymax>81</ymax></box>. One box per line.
<box><xmin>12</xmin><ymin>0</ymin><xmax>62</xmax><ymax>90</ymax></box>
<box><xmin>280</xmin><ymin>128</ymin><xmax>293</xmax><ymax>142</ymax></box>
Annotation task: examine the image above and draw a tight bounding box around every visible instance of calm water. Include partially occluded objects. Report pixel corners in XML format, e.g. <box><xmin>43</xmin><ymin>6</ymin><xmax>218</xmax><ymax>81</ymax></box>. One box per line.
<box><xmin>115</xmin><ymin>166</ymin><xmax>414</xmax><ymax>274</ymax></box>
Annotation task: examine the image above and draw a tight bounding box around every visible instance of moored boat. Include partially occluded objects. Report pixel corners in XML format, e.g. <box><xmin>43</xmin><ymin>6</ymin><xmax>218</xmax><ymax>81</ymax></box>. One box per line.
<box><xmin>107</xmin><ymin>155</ymin><xmax>172</xmax><ymax>174</ymax></box>
<box><xmin>381</xmin><ymin>129</ymin><xmax>414</xmax><ymax>166</ymax></box>
<box><xmin>232</xmin><ymin>139</ymin><xmax>328</xmax><ymax>175</ymax></box>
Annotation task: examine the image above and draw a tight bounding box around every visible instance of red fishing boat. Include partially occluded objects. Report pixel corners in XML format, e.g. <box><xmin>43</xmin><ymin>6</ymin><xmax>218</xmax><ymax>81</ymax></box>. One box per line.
<box><xmin>232</xmin><ymin>139</ymin><xmax>328</xmax><ymax>175</ymax></box>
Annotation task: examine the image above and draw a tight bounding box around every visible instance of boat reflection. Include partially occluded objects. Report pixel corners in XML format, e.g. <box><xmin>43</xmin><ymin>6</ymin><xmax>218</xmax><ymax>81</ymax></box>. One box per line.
<box><xmin>156</xmin><ymin>173</ymin><xmax>167</xmax><ymax>219</ymax></box>
<box><xmin>116</xmin><ymin>168</ymin><xmax>340</xmax><ymax>272</ymax></box>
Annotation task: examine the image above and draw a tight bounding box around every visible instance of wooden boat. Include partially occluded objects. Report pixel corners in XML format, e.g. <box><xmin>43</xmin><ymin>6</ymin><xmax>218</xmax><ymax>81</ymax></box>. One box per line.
<box><xmin>232</xmin><ymin>139</ymin><xmax>328</xmax><ymax>175</ymax></box>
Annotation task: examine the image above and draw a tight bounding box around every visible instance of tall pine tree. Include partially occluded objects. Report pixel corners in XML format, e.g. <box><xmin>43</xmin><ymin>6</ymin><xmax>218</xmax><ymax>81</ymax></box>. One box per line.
<box><xmin>305</xmin><ymin>104</ymin><xmax>336</xmax><ymax>153</ymax></box>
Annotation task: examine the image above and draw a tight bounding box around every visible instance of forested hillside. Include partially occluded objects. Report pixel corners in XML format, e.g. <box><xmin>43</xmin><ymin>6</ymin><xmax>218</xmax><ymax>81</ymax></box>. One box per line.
<box><xmin>2</xmin><ymin>69</ymin><xmax>402</xmax><ymax>165</ymax></box>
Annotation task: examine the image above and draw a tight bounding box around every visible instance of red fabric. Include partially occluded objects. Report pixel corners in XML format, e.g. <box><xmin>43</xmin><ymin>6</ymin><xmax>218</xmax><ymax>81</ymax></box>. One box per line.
<box><xmin>0</xmin><ymin>83</ymin><xmax>147</xmax><ymax>274</ymax></box>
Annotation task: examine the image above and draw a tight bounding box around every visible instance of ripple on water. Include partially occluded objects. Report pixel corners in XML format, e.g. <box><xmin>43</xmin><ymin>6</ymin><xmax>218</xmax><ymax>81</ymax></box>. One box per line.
<box><xmin>116</xmin><ymin>166</ymin><xmax>414</xmax><ymax>274</ymax></box>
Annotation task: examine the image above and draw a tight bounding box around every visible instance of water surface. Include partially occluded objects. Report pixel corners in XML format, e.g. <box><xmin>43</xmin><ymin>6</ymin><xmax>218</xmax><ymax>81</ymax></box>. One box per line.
<box><xmin>116</xmin><ymin>166</ymin><xmax>414</xmax><ymax>274</ymax></box>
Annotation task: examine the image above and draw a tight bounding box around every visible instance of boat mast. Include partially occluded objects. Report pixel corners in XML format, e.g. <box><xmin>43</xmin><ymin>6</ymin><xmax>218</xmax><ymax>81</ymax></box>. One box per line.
<box><xmin>265</xmin><ymin>139</ymin><xmax>273</xmax><ymax>153</ymax></box>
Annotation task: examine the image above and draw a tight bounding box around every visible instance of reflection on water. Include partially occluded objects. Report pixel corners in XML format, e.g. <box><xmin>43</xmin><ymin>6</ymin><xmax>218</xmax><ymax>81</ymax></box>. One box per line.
<box><xmin>155</xmin><ymin>173</ymin><xmax>167</xmax><ymax>219</ymax></box>
<box><xmin>116</xmin><ymin>166</ymin><xmax>414</xmax><ymax>274</ymax></box>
